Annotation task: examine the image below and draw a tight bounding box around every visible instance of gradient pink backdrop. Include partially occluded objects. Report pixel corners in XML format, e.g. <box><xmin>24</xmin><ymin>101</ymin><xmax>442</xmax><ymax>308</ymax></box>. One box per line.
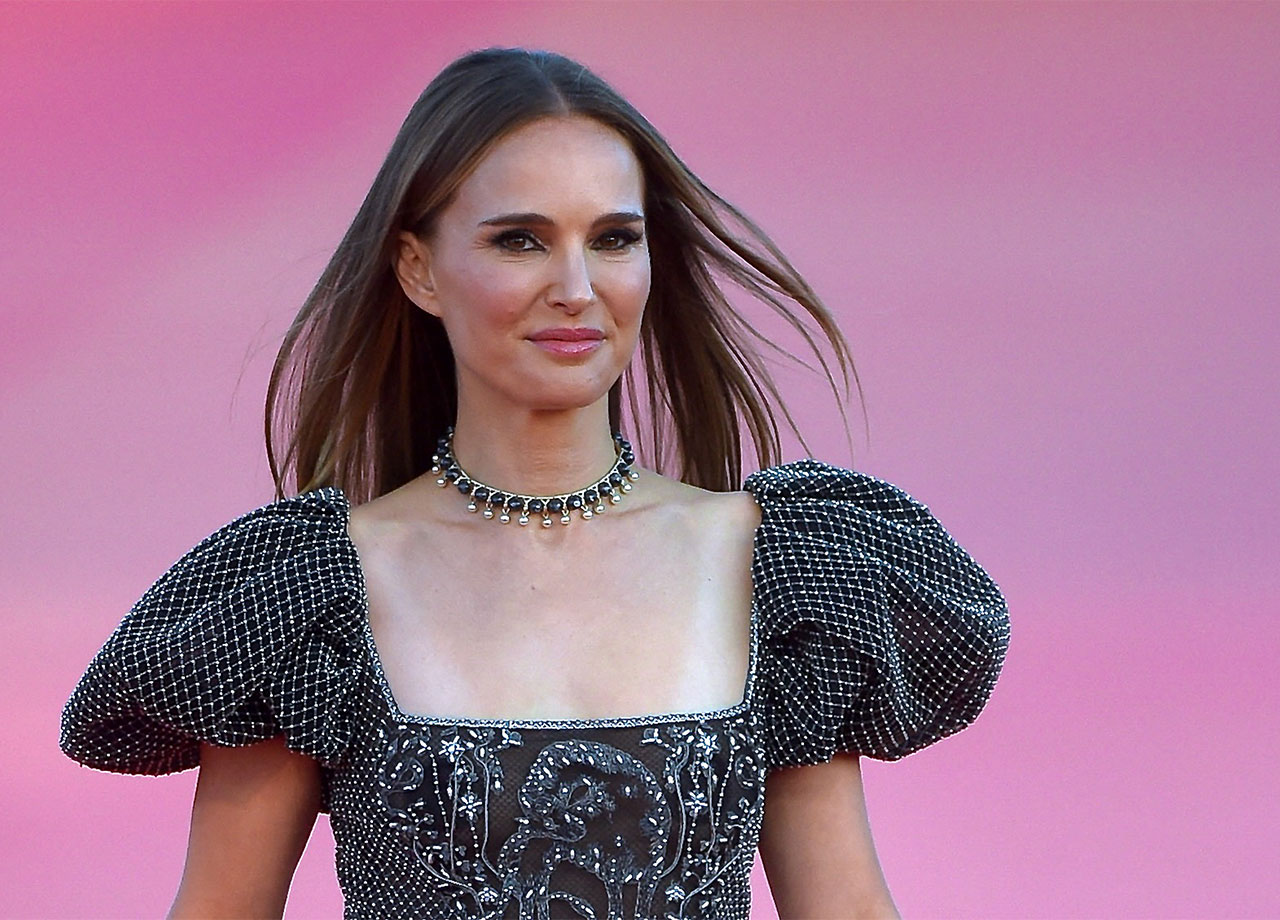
<box><xmin>4</xmin><ymin>2</ymin><xmax>1277</xmax><ymax>918</ymax></box>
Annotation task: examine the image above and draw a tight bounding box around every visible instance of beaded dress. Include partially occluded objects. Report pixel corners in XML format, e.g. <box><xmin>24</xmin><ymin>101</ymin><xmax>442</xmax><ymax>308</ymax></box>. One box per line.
<box><xmin>60</xmin><ymin>459</ymin><xmax>1010</xmax><ymax>919</ymax></box>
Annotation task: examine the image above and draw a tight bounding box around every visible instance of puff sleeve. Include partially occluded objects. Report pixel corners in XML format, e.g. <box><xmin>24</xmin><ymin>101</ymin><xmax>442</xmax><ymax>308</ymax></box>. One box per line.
<box><xmin>743</xmin><ymin>460</ymin><xmax>1010</xmax><ymax>769</ymax></box>
<box><xmin>59</xmin><ymin>487</ymin><xmax>366</xmax><ymax>782</ymax></box>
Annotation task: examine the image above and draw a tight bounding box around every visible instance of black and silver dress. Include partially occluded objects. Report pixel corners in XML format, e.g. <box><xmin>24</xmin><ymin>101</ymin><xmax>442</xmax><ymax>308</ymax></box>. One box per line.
<box><xmin>60</xmin><ymin>459</ymin><xmax>1010</xmax><ymax>919</ymax></box>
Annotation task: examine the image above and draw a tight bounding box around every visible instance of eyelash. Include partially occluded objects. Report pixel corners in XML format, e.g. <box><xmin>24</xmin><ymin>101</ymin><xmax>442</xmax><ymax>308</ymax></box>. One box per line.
<box><xmin>490</xmin><ymin>228</ymin><xmax>644</xmax><ymax>253</ymax></box>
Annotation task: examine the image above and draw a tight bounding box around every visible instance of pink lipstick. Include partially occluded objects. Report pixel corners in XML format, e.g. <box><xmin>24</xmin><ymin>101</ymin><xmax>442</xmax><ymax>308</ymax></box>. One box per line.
<box><xmin>527</xmin><ymin>327</ymin><xmax>605</xmax><ymax>356</ymax></box>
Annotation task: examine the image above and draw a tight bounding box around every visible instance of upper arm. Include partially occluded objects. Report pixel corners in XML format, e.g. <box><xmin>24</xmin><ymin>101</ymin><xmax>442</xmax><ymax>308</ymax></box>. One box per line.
<box><xmin>168</xmin><ymin>735</ymin><xmax>322</xmax><ymax>920</ymax></box>
<box><xmin>759</xmin><ymin>752</ymin><xmax>900</xmax><ymax>920</ymax></box>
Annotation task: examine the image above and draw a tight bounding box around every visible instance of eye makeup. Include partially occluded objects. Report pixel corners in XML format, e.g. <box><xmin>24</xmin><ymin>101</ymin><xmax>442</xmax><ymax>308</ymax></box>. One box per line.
<box><xmin>488</xmin><ymin>227</ymin><xmax>645</xmax><ymax>253</ymax></box>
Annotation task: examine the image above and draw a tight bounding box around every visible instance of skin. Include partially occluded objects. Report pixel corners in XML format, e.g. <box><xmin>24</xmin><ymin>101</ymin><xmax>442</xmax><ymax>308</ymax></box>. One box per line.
<box><xmin>761</xmin><ymin>754</ymin><xmax>901</xmax><ymax>918</ymax></box>
<box><xmin>169</xmin><ymin>114</ymin><xmax>898</xmax><ymax>919</ymax></box>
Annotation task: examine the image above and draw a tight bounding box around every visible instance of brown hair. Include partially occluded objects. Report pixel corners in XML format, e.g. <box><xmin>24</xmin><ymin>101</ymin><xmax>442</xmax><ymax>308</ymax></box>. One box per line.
<box><xmin>266</xmin><ymin>47</ymin><xmax>862</xmax><ymax>504</ymax></box>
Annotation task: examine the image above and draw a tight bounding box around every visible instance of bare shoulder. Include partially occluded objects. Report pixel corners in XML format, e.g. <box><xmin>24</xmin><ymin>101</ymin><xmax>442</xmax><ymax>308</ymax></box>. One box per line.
<box><xmin>632</xmin><ymin>469</ymin><xmax>762</xmax><ymax>542</ymax></box>
<box><xmin>346</xmin><ymin>474</ymin><xmax>445</xmax><ymax>531</ymax></box>
<box><xmin>344</xmin><ymin>486</ymin><xmax>397</xmax><ymax>554</ymax></box>
<box><xmin>343</xmin><ymin>475</ymin><xmax>450</xmax><ymax>572</ymax></box>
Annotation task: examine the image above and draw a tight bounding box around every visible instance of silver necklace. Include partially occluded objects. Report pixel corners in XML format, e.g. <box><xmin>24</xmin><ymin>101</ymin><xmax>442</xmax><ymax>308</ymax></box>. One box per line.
<box><xmin>431</xmin><ymin>426</ymin><xmax>639</xmax><ymax>527</ymax></box>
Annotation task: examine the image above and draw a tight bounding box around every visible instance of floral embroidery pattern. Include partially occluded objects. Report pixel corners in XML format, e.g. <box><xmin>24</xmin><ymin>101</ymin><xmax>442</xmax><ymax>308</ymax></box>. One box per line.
<box><xmin>376</xmin><ymin>716</ymin><xmax>764</xmax><ymax>919</ymax></box>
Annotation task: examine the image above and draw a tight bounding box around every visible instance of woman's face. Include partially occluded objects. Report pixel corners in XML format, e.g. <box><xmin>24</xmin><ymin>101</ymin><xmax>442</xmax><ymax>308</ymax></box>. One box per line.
<box><xmin>398</xmin><ymin>114</ymin><xmax>651</xmax><ymax>418</ymax></box>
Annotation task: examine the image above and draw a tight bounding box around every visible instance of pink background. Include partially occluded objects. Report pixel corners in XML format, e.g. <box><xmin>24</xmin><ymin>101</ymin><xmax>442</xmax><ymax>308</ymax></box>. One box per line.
<box><xmin>4</xmin><ymin>2</ymin><xmax>1277</xmax><ymax>917</ymax></box>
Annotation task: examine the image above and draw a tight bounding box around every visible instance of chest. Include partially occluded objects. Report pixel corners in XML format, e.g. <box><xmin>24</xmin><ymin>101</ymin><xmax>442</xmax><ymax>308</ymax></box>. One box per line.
<box><xmin>350</xmin><ymin>504</ymin><xmax>757</xmax><ymax>723</ymax></box>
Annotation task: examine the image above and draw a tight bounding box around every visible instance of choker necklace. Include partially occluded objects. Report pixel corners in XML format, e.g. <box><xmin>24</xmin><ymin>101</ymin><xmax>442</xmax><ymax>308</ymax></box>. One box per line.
<box><xmin>431</xmin><ymin>426</ymin><xmax>639</xmax><ymax>527</ymax></box>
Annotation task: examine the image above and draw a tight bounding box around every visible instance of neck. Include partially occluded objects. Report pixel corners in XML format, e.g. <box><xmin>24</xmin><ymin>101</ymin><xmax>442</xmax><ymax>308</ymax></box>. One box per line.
<box><xmin>447</xmin><ymin>400</ymin><xmax>620</xmax><ymax>497</ymax></box>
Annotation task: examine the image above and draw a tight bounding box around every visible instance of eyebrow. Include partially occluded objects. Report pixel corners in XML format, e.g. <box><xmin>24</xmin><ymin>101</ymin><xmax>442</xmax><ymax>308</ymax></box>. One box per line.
<box><xmin>478</xmin><ymin>210</ymin><xmax>645</xmax><ymax>228</ymax></box>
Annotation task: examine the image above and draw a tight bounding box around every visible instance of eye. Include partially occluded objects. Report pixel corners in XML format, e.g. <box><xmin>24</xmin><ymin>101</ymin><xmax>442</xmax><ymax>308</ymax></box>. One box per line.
<box><xmin>594</xmin><ymin>228</ymin><xmax>644</xmax><ymax>251</ymax></box>
<box><xmin>491</xmin><ymin>230</ymin><xmax>544</xmax><ymax>252</ymax></box>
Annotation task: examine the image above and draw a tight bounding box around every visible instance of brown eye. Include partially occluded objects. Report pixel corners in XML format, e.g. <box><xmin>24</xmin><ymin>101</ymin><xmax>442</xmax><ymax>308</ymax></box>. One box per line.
<box><xmin>595</xmin><ymin>229</ymin><xmax>643</xmax><ymax>250</ymax></box>
<box><xmin>492</xmin><ymin>230</ymin><xmax>543</xmax><ymax>252</ymax></box>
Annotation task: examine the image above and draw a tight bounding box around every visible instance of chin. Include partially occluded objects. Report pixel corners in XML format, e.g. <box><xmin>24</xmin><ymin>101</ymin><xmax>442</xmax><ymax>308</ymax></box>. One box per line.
<box><xmin>505</xmin><ymin>378</ymin><xmax>616</xmax><ymax>413</ymax></box>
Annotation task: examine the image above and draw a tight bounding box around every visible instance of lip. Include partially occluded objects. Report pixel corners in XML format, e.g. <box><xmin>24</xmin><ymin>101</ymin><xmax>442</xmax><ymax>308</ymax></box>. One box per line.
<box><xmin>527</xmin><ymin>327</ymin><xmax>606</xmax><ymax>342</ymax></box>
<box><xmin>529</xmin><ymin>338</ymin><xmax>603</xmax><ymax>356</ymax></box>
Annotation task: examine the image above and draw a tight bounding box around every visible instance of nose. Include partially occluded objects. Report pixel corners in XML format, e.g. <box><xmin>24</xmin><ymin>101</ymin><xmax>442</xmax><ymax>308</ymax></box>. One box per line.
<box><xmin>548</xmin><ymin>246</ymin><xmax>596</xmax><ymax>313</ymax></box>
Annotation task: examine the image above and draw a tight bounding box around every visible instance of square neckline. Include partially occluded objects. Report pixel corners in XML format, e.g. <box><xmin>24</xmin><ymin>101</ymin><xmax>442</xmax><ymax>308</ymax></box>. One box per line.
<box><xmin>336</xmin><ymin>490</ymin><xmax>764</xmax><ymax>730</ymax></box>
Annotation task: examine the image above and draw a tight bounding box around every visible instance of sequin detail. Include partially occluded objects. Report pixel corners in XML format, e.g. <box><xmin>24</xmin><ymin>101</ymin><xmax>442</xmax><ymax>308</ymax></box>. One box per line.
<box><xmin>373</xmin><ymin>717</ymin><xmax>763</xmax><ymax>918</ymax></box>
<box><xmin>58</xmin><ymin>459</ymin><xmax>1010</xmax><ymax>919</ymax></box>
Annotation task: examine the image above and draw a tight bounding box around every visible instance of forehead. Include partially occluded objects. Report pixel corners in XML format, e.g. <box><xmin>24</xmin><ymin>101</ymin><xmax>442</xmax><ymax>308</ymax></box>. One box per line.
<box><xmin>450</xmin><ymin>115</ymin><xmax>644</xmax><ymax>217</ymax></box>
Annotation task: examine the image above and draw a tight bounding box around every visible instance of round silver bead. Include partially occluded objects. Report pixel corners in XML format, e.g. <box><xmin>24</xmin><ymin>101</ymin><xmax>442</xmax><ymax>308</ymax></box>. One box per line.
<box><xmin>541</xmin><ymin>517</ymin><xmax>552</xmax><ymax>528</ymax></box>
<box><xmin>467</xmin><ymin>501</ymin><xmax>478</xmax><ymax>513</ymax></box>
<box><xmin>621</xmin><ymin>482</ymin><xmax>632</xmax><ymax>492</ymax></box>
<box><xmin>560</xmin><ymin>514</ymin><xmax>571</xmax><ymax>525</ymax></box>
<box><xmin>437</xmin><ymin>477</ymin><xmax>448</xmax><ymax>487</ymax></box>
<box><xmin>483</xmin><ymin>508</ymin><xmax>494</xmax><ymax>519</ymax></box>
<box><xmin>628</xmin><ymin>470</ymin><xmax>640</xmax><ymax>480</ymax></box>
<box><xmin>610</xmin><ymin>494</ymin><xmax>622</xmax><ymax>504</ymax></box>
<box><xmin>499</xmin><ymin>512</ymin><xmax>510</xmax><ymax>524</ymax></box>
<box><xmin>518</xmin><ymin>514</ymin><xmax>529</xmax><ymax>526</ymax></box>
<box><xmin>595</xmin><ymin>503</ymin><xmax>606</xmax><ymax>514</ymax></box>
<box><xmin>581</xmin><ymin>508</ymin><xmax>593</xmax><ymax>520</ymax></box>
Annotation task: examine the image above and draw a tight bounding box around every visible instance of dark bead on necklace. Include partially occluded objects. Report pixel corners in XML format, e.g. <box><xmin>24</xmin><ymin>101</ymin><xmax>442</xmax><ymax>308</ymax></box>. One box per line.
<box><xmin>437</xmin><ymin>426</ymin><xmax>634</xmax><ymax>527</ymax></box>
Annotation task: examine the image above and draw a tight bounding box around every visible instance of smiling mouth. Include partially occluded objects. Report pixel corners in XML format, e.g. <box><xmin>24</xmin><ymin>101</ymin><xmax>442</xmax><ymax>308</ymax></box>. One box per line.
<box><xmin>527</xmin><ymin>328</ymin><xmax>605</xmax><ymax>342</ymax></box>
<box><xmin>528</xmin><ymin>338</ymin><xmax>603</xmax><ymax>356</ymax></box>
<box><xmin>526</xmin><ymin>327</ymin><xmax>605</xmax><ymax>356</ymax></box>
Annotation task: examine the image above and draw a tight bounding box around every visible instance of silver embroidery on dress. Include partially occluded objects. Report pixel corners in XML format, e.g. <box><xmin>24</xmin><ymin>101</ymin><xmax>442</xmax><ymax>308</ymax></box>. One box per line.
<box><xmin>59</xmin><ymin>460</ymin><xmax>1009</xmax><ymax>920</ymax></box>
<box><xmin>377</xmin><ymin>715</ymin><xmax>764</xmax><ymax>919</ymax></box>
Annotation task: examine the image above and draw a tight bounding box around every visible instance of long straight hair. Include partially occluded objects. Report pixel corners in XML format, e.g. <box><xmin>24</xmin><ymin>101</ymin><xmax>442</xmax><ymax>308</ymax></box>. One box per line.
<box><xmin>265</xmin><ymin>47</ymin><xmax>862</xmax><ymax>504</ymax></box>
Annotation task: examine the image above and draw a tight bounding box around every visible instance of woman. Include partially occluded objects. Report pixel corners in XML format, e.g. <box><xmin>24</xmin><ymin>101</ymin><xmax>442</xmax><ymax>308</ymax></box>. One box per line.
<box><xmin>60</xmin><ymin>48</ymin><xmax>1009</xmax><ymax>919</ymax></box>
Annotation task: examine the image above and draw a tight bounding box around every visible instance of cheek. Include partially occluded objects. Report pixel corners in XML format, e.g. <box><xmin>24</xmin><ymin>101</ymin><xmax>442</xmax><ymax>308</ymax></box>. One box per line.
<box><xmin>605</xmin><ymin>261</ymin><xmax>651</xmax><ymax>324</ymax></box>
<box><xmin>443</xmin><ymin>263</ymin><xmax>531</xmax><ymax>332</ymax></box>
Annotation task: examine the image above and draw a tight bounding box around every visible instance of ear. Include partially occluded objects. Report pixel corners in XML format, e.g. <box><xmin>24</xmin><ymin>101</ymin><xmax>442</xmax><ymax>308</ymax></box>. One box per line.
<box><xmin>394</xmin><ymin>231</ymin><xmax>441</xmax><ymax>317</ymax></box>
